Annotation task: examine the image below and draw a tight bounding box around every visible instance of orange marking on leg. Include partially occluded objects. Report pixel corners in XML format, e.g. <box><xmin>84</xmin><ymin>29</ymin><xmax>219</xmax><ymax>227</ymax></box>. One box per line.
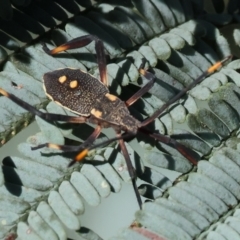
<box><xmin>50</xmin><ymin>45</ymin><xmax>70</xmax><ymax>54</ymax></box>
<box><xmin>207</xmin><ymin>62</ymin><xmax>222</xmax><ymax>73</ymax></box>
<box><xmin>48</xmin><ymin>143</ymin><xmax>61</xmax><ymax>150</ymax></box>
<box><xmin>75</xmin><ymin>149</ymin><xmax>89</xmax><ymax>162</ymax></box>
<box><xmin>0</xmin><ymin>88</ymin><xmax>10</xmax><ymax>97</ymax></box>
<box><xmin>139</xmin><ymin>69</ymin><xmax>146</xmax><ymax>75</ymax></box>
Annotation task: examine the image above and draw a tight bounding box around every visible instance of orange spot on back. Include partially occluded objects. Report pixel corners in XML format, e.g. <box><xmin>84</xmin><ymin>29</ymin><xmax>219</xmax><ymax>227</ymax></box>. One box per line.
<box><xmin>105</xmin><ymin>93</ymin><xmax>117</xmax><ymax>101</ymax></box>
<box><xmin>91</xmin><ymin>108</ymin><xmax>103</xmax><ymax>118</ymax></box>
<box><xmin>70</xmin><ymin>80</ymin><xmax>78</xmax><ymax>88</ymax></box>
<box><xmin>58</xmin><ymin>76</ymin><xmax>67</xmax><ymax>83</ymax></box>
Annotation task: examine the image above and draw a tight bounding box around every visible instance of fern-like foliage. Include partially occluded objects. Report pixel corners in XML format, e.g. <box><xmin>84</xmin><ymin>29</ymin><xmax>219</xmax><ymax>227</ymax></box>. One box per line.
<box><xmin>0</xmin><ymin>0</ymin><xmax>240</xmax><ymax>239</ymax></box>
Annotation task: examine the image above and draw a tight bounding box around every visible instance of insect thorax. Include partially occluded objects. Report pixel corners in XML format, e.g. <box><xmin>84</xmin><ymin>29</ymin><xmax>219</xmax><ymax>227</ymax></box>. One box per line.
<box><xmin>90</xmin><ymin>93</ymin><xmax>140</xmax><ymax>134</ymax></box>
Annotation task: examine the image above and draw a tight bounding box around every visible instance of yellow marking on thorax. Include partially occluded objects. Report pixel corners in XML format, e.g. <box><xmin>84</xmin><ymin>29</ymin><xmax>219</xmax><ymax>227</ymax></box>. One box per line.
<box><xmin>58</xmin><ymin>75</ymin><xmax>67</xmax><ymax>83</ymax></box>
<box><xmin>91</xmin><ymin>108</ymin><xmax>103</xmax><ymax>118</ymax></box>
<box><xmin>70</xmin><ymin>80</ymin><xmax>78</xmax><ymax>88</ymax></box>
<box><xmin>105</xmin><ymin>93</ymin><xmax>117</xmax><ymax>101</ymax></box>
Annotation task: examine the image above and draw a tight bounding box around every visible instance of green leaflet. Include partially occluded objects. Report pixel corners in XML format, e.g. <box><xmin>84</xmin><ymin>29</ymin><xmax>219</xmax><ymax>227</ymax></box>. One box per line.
<box><xmin>0</xmin><ymin>1</ymin><xmax>240</xmax><ymax>240</ymax></box>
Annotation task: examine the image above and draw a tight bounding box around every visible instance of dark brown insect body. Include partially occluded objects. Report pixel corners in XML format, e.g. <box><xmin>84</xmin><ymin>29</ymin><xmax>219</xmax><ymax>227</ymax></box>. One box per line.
<box><xmin>43</xmin><ymin>68</ymin><xmax>141</xmax><ymax>134</ymax></box>
<box><xmin>0</xmin><ymin>34</ymin><xmax>231</xmax><ymax>209</ymax></box>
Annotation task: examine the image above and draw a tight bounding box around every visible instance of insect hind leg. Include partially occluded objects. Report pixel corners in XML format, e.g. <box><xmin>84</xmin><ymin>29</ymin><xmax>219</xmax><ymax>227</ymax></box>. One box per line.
<box><xmin>42</xmin><ymin>35</ymin><xmax>108</xmax><ymax>86</ymax></box>
<box><xmin>139</xmin><ymin>127</ymin><xmax>200</xmax><ymax>165</ymax></box>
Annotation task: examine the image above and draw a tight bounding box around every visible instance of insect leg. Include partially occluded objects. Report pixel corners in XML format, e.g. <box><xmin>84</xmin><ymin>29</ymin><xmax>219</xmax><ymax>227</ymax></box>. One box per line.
<box><xmin>0</xmin><ymin>88</ymin><xmax>87</xmax><ymax>123</ymax></box>
<box><xmin>117</xmin><ymin>133</ymin><xmax>143</xmax><ymax>208</ymax></box>
<box><xmin>32</xmin><ymin>125</ymin><xmax>102</xmax><ymax>154</ymax></box>
<box><xmin>68</xmin><ymin>126</ymin><xmax>102</xmax><ymax>166</ymax></box>
<box><xmin>125</xmin><ymin>69</ymin><xmax>155</xmax><ymax>107</ymax></box>
<box><xmin>42</xmin><ymin>35</ymin><xmax>108</xmax><ymax>86</ymax></box>
<box><xmin>139</xmin><ymin>127</ymin><xmax>200</xmax><ymax>165</ymax></box>
<box><xmin>140</xmin><ymin>55</ymin><xmax>232</xmax><ymax>127</ymax></box>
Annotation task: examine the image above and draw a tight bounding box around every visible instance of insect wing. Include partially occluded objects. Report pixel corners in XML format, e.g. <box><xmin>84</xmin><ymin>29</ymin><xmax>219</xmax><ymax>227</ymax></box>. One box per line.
<box><xmin>43</xmin><ymin>68</ymin><xmax>109</xmax><ymax>115</ymax></box>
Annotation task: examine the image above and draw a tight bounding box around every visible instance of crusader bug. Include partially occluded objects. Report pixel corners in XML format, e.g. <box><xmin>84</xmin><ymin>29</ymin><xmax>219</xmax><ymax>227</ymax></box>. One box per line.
<box><xmin>0</xmin><ymin>35</ymin><xmax>231</xmax><ymax>208</ymax></box>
